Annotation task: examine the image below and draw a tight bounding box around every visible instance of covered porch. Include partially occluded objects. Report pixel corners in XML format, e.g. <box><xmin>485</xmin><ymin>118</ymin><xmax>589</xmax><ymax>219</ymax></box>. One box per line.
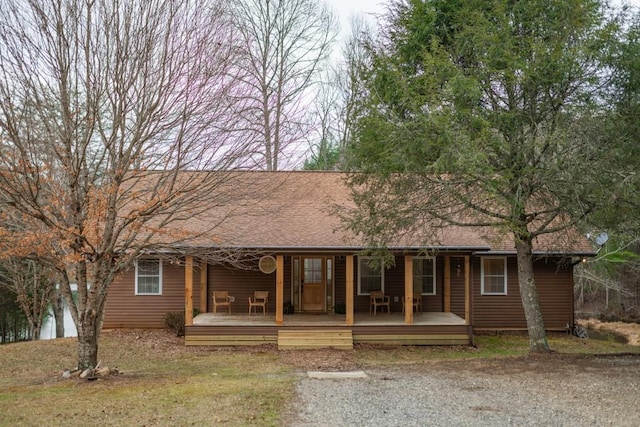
<box><xmin>183</xmin><ymin>254</ymin><xmax>473</xmax><ymax>348</ymax></box>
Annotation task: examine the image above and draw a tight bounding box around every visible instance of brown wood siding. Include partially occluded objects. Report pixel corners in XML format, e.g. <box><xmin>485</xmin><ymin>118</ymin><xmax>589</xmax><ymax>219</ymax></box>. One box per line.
<box><xmin>472</xmin><ymin>257</ymin><xmax>573</xmax><ymax>330</ymax></box>
<box><xmin>382</xmin><ymin>256</ymin><xmax>405</xmax><ymax>313</ymax></box>
<box><xmin>103</xmin><ymin>262</ymin><xmax>185</xmax><ymax>329</ymax></box>
<box><xmin>535</xmin><ymin>259</ymin><xmax>574</xmax><ymax>329</ymax></box>
<box><xmin>450</xmin><ymin>256</ymin><xmax>467</xmax><ymax>318</ymax></box>
<box><xmin>104</xmin><ymin>253</ymin><xmax>572</xmax><ymax>332</ymax></box>
<box><xmin>334</xmin><ymin>257</ymin><xmax>346</xmax><ymax>307</ymax></box>
<box><xmin>207</xmin><ymin>260</ymin><xmax>291</xmax><ymax>315</ymax></box>
<box><xmin>423</xmin><ymin>257</ymin><xmax>444</xmax><ymax>313</ymax></box>
<box><xmin>192</xmin><ymin>263</ymin><xmax>202</xmax><ymax>314</ymax></box>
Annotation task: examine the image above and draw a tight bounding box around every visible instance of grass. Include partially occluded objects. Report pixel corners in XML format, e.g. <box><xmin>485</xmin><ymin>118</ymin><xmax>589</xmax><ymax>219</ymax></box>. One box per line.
<box><xmin>352</xmin><ymin>332</ymin><xmax>640</xmax><ymax>368</ymax></box>
<box><xmin>0</xmin><ymin>331</ymin><xmax>294</xmax><ymax>426</ymax></box>
<box><xmin>0</xmin><ymin>329</ymin><xmax>638</xmax><ymax>426</ymax></box>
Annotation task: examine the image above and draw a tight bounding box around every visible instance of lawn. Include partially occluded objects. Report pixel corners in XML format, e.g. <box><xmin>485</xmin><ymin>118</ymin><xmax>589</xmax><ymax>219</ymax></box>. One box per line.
<box><xmin>0</xmin><ymin>329</ymin><xmax>638</xmax><ymax>426</ymax></box>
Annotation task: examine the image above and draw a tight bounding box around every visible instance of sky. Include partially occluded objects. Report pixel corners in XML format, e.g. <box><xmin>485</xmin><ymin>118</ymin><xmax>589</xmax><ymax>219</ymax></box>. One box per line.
<box><xmin>326</xmin><ymin>0</ymin><xmax>386</xmax><ymax>37</ymax></box>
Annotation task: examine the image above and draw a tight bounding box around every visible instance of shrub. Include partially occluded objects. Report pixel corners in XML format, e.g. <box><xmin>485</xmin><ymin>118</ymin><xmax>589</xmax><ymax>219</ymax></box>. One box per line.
<box><xmin>164</xmin><ymin>311</ymin><xmax>185</xmax><ymax>337</ymax></box>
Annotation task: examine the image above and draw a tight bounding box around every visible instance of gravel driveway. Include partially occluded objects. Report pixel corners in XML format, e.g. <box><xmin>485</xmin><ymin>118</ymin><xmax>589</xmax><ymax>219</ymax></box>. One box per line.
<box><xmin>288</xmin><ymin>354</ymin><xmax>640</xmax><ymax>426</ymax></box>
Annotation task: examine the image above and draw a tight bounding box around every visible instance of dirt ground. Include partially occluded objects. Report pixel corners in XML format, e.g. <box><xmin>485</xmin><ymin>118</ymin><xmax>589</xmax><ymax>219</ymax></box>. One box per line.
<box><xmin>577</xmin><ymin>318</ymin><xmax>640</xmax><ymax>345</ymax></box>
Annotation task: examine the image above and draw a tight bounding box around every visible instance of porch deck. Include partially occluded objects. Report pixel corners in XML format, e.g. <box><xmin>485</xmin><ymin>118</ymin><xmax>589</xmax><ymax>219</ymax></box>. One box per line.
<box><xmin>192</xmin><ymin>311</ymin><xmax>466</xmax><ymax>327</ymax></box>
<box><xmin>186</xmin><ymin>312</ymin><xmax>471</xmax><ymax>348</ymax></box>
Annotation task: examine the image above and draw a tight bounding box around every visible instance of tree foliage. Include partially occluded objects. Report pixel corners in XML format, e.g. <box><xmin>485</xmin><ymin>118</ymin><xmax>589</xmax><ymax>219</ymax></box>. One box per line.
<box><xmin>345</xmin><ymin>0</ymin><xmax>636</xmax><ymax>352</ymax></box>
<box><xmin>575</xmin><ymin>9</ymin><xmax>640</xmax><ymax>319</ymax></box>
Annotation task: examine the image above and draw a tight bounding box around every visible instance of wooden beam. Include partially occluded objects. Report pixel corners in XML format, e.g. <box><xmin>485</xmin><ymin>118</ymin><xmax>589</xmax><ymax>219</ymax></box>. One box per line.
<box><xmin>404</xmin><ymin>255</ymin><xmax>413</xmax><ymax>325</ymax></box>
<box><xmin>444</xmin><ymin>256</ymin><xmax>451</xmax><ymax>313</ymax></box>
<box><xmin>185</xmin><ymin>255</ymin><xmax>194</xmax><ymax>326</ymax></box>
<box><xmin>345</xmin><ymin>255</ymin><xmax>354</xmax><ymax>325</ymax></box>
<box><xmin>464</xmin><ymin>255</ymin><xmax>470</xmax><ymax>324</ymax></box>
<box><xmin>199</xmin><ymin>261</ymin><xmax>208</xmax><ymax>314</ymax></box>
<box><xmin>276</xmin><ymin>255</ymin><xmax>284</xmax><ymax>325</ymax></box>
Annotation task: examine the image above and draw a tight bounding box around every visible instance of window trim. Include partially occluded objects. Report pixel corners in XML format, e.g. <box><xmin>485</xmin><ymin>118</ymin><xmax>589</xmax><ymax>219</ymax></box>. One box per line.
<box><xmin>413</xmin><ymin>256</ymin><xmax>436</xmax><ymax>296</ymax></box>
<box><xmin>357</xmin><ymin>256</ymin><xmax>384</xmax><ymax>295</ymax></box>
<box><xmin>481</xmin><ymin>256</ymin><xmax>507</xmax><ymax>295</ymax></box>
<box><xmin>135</xmin><ymin>258</ymin><xmax>163</xmax><ymax>296</ymax></box>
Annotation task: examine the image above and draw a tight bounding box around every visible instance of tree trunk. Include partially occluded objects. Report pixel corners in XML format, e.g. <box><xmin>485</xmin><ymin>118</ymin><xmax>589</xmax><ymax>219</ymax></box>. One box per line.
<box><xmin>515</xmin><ymin>236</ymin><xmax>551</xmax><ymax>353</ymax></box>
<box><xmin>76</xmin><ymin>318</ymin><xmax>99</xmax><ymax>370</ymax></box>
<box><xmin>52</xmin><ymin>290</ymin><xmax>65</xmax><ymax>338</ymax></box>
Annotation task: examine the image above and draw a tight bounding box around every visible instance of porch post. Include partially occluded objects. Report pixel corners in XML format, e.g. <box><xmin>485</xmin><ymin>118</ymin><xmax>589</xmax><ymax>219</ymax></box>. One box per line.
<box><xmin>276</xmin><ymin>255</ymin><xmax>284</xmax><ymax>325</ymax></box>
<box><xmin>404</xmin><ymin>255</ymin><xmax>413</xmax><ymax>325</ymax></box>
<box><xmin>345</xmin><ymin>255</ymin><xmax>354</xmax><ymax>326</ymax></box>
<box><xmin>185</xmin><ymin>255</ymin><xmax>194</xmax><ymax>326</ymax></box>
<box><xmin>199</xmin><ymin>260</ymin><xmax>208</xmax><ymax>314</ymax></box>
<box><xmin>464</xmin><ymin>255</ymin><xmax>470</xmax><ymax>323</ymax></box>
<box><xmin>444</xmin><ymin>256</ymin><xmax>451</xmax><ymax>312</ymax></box>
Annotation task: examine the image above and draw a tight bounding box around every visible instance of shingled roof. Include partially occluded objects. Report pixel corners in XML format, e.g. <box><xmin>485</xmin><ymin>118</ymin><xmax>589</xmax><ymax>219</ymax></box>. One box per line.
<box><xmin>168</xmin><ymin>171</ymin><xmax>594</xmax><ymax>256</ymax></box>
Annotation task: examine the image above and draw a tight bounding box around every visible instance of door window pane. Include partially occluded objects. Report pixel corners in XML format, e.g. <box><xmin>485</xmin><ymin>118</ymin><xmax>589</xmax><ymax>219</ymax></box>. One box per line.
<box><xmin>304</xmin><ymin>258</ymin><xmax>322</xmax><ymax>283</ymax></box>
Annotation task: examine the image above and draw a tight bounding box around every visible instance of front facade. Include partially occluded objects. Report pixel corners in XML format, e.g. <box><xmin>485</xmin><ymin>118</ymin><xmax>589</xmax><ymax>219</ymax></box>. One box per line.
<box><xmin>103</xmin><ymin>171</ymin><xmax>590</xmax><ymax>348</ymax></box>
<box><xmin>104</xmin><ymin>249</ymin><xmax>577</xmax><ymax>348</ymax></box>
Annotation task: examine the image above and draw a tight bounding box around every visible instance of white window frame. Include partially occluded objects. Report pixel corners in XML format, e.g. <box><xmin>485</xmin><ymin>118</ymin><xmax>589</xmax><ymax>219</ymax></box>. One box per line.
<box><xmin>413</xmin><ymin>256</ymin><xmax>436</xmax><ymax>295</ymax></box>
<box><xmin>357</xmin><ymin>256</ymin><xmax>384</xmax><ymax>295</ymax></box>
<box><xmin>135</xmin><ymin>258</ymin><xmax>163</xmax><ymax>295</ymax></box>
<box><xmin>481</xmin><ymin>256</ymin><xmax>507</xmax><ymax>295</ymax></box>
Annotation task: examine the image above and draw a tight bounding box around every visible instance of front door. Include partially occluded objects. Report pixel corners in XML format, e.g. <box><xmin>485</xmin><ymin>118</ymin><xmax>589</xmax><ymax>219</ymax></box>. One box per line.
<box><xmin>302</xmin><ymin>257</ymin><xmax>325</xmax><ymax>312</ymax></box>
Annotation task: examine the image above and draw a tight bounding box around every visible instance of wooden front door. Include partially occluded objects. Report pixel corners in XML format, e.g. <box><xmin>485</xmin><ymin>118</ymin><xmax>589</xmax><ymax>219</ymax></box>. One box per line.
<box><xmin>302</xmin><ymin>257</ymin><xmax>325</xmax><ymax>312</ymax></box>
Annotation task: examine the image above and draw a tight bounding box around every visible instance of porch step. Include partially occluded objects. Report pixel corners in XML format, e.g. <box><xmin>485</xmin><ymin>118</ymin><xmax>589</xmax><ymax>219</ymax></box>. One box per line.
<box><xmin>278</xmin><ymin>329</ymin><xmax>353</xmax><ymax>350</ymax></box>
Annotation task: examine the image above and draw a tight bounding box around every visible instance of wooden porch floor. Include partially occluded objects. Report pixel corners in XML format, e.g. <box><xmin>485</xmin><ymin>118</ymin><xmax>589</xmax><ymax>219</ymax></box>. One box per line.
<box><xmin>192</xmin><ymin>311</ymin><xmax>467</xmax><ymax>327</ymax></box>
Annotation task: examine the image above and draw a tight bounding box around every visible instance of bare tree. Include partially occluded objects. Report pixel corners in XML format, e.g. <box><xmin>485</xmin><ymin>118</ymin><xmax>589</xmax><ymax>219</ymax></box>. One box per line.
<box><xmin>227</xmin><ymin>0</ymin><xmax>338</xmax><ymax>170</ymax></box>
<box><xmin>303</xmin><ymin>16</ymin><xmax>375</xmax><ymax>170</ymax></box>
<box><xmin>0</xmin><ymin>0</ymin><xmax>251</xmax><ymax>369</ymax></box>
<box><xmin>302</xmin><ymin>69</ymin><xmax>341</xmax><ymax>170</ymax></box>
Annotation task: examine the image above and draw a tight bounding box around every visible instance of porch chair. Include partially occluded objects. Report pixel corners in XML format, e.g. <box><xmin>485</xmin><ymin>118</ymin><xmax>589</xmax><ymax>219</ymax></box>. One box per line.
<box><xmin>248</xmin><ymin>291</ymin><xmax>269</xmax><ymax>315</ymax></box>
<box><xmin>212</xmin><ymin>291</ymin><xmax>233</xmax><ymax>314</ymax></box>
<box><xmin>369</xmin><ymin>290</ymin><xmax>391</xmax><ymax>315</ymax></box>
<box><xmin>402</xmin><ymin>296</ymin><xmax>422</xmax><ymax>314</ymax></box>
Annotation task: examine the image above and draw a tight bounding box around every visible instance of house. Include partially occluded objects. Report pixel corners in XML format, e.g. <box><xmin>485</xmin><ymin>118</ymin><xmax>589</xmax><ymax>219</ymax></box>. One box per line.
<box><xmin>103</xmin><ymin>171</ymin><xmax>595</xmax><ymax>348</ymax></box>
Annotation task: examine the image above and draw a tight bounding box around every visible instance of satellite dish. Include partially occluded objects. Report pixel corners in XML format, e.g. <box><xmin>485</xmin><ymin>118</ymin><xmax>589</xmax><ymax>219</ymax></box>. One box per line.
<box><xmin>595</xmin><ymin>232</ymin><xmax>609</xmax><ymax>246</ymax></box>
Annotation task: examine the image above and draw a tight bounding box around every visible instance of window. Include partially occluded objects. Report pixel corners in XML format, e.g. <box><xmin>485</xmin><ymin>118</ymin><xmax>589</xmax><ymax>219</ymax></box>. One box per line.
<box><xmin>413</xmin><ymin>257</ymin><xmax>436</xmax><ymax>295</ymax></box>
<box><xmin>304</xmin><ymin>258</ymin><xmax>323</xmax><ymax>283</ymax></box>
<box><xmin>481</xmin><ymin>257</ymin><xmax>507</xmax><ymax>295</ymax></box>
<box><xmin>135</xmin><ymin>259</ymin><xmax>162</xmax><ymax>295</ymax></box>
<box><xmin>358</xmin><ymin>256</ymin><xmax>384</xmax><ymax>295</ymax></box>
